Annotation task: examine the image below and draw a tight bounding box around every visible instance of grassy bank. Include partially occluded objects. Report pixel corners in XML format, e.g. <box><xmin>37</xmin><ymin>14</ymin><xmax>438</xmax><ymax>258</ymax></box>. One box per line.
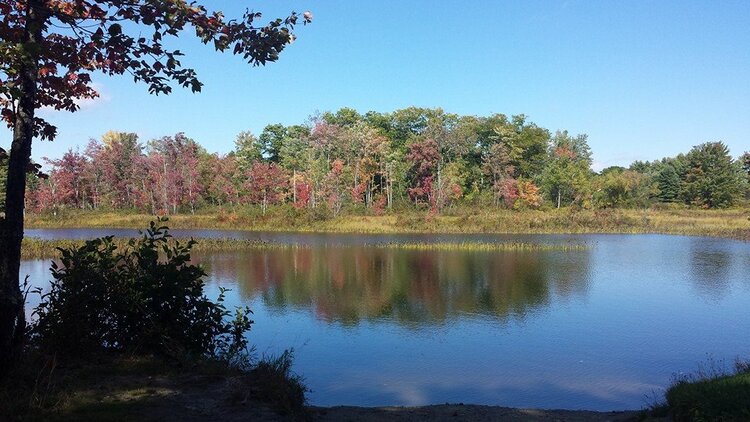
<box><xmin>21</xmin><ymin>237</ymin><xmax>586</xmax><ymax>259</ymax></box>
<box><xmin>667</xmin><ymin>370</ymin><xmax>750</xmax><ymax>420</ymax></box>
<box><xmin>644</xmin><ymin>360</ymin><xmax>750</xmax><ymax>421</ymax></box>
<box><xmin>25</xmin><ymin>206</ymin><xmax>750</xmax><ymax>240</ymax></box>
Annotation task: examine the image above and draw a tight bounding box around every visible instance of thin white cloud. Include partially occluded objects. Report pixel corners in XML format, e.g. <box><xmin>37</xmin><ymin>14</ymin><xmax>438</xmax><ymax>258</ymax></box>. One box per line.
<box><xmin>39</xmin><ymin>82</ymin><xmax>110</xmax><ymax>114</ymax></box>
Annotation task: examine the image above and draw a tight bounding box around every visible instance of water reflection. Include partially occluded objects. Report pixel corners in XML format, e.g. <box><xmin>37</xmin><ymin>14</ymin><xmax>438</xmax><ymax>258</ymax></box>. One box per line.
<box><xmin>18</xmin><ymin>232</ymin><xmax>750</xmax><ymax>410</ymax></box>
<box><xmin>689</xmin><ymin>240</ymin><xmax>733</xmax><ymax>301</ymax></box>
<box><xmin>193</xmin><ymin>247</ymin><xmax>591</xmax><ymax>326</ymax></box>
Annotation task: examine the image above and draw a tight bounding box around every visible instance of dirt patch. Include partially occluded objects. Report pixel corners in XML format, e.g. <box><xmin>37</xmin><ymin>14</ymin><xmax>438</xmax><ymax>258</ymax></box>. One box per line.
<box><xmin>311</xmin><ymin>405</ymin><xmax>640</xmax><ymax>422</ymax></box>
<box><xmin>4</xmin><ymin>357</ymin><xmax>647</xmax><ymax>422</ymax></box>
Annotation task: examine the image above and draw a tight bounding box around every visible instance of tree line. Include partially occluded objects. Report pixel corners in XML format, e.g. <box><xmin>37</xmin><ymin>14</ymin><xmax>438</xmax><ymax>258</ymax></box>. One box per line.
<box><xmin>3</xmin><ymin>107</ymin><xmax>749</xmax><ymax>215</ymax></box>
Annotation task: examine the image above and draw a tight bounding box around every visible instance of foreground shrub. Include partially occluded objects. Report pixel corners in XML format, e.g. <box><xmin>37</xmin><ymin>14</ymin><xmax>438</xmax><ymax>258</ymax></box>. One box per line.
<box><xmin>31</xmin><ymin>219</ymin><xmax>252</xmax><ymax>361</ymax></box>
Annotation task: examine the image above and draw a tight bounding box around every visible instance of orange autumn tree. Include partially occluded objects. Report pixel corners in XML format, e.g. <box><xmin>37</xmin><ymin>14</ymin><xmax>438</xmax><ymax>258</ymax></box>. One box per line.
<box><xmin>0</xmin><ymin>0</ymin><xmax>310</xmax><ymax>375</ymax></box>
<box><xmin>514</xmin><ymin>179</ymin><xmax>541</xmax><ymax>209</ymax></box>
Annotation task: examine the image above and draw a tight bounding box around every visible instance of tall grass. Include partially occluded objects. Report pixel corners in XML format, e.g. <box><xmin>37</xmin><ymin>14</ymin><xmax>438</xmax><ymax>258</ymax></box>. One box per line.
<box><xmin>21</xmin><ymin>237</ymin><xmax>586</xmax><ymax>259</ymax></box>
<box><xmin>370</xmin><ymin>241</ymin><xmax>586</xmax><ymax>252</ymax></box>
<box><xmin>25</xmin><ymin>207</ymin><xmax>750</xmax><ymax>240</ymax></box>
<box><xmin>659</xmin><ymin>358</ymin><xmax>750</xmax><ymax>421</ymax></box>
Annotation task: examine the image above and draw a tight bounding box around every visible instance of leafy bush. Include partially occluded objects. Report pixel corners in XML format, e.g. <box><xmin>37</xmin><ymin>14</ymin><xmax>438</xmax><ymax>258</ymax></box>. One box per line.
<box><xmin>31</xmin><ymin>219</ymin><xmax>252</xmax><ymax>361</ymax></box>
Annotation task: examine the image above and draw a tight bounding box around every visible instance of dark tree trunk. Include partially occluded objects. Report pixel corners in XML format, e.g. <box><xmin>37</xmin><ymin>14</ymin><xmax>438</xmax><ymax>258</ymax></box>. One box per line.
<box><xmin>0</xmin><ymin>0</ymin><xmax>43</xmax><ymax>377</ymax></box>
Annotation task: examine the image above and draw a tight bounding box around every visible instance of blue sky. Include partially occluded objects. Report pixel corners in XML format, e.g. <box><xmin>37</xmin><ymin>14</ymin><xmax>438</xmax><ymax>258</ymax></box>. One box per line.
<box><xmin>3</xmin><ymin>0</ymin><xmax>749</xmax><ymax>170</ymax></box>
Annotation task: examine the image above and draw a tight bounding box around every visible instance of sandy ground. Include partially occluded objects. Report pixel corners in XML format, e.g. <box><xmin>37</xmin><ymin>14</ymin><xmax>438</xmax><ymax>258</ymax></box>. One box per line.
<box><xmin>15</xmin><ymin>366</ymin><xmax>648</xmax><ymax>422</ymax></box>
<box><xmin>310</xmin><ymin>405</ymin><xmax>640</xmax><ymax>422</ymax></box>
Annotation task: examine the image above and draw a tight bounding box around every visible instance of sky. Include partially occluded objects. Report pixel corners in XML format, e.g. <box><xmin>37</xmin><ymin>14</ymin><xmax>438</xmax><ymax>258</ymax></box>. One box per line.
<box><xmin>2</xmin><ymin>0</ymin><xmax>749</xmax><ymax>171</ymax></box>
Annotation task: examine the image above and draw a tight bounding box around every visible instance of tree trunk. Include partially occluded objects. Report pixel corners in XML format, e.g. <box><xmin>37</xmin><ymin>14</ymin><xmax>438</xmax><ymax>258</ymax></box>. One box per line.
<box><xmin>386</xmin><ymin>163</ymin><xmax>392</xmax><ymax>209</ymax></box>
<box><xmin>162</xmin><ymin>161</ymin><xmax>169</xmax><ymax>214</ymax></box>
<box><xmin>0</xmin><ymin>0</ymin><xmax>44</xmax><ymax>377</ymax></box>
<box><xmin>436</xmin><ymin>162</ymin><xmax>442</xmax><ymax>211</ymax></box>
<box><xmin>557</xmin><ymin>190</ymin><xmax>561</xmax><ymax>209</ymax></box>
<box><xmin>188</xmin><ymin>171</ymin><xmax>194</xmax><ymax>214</ymax></box>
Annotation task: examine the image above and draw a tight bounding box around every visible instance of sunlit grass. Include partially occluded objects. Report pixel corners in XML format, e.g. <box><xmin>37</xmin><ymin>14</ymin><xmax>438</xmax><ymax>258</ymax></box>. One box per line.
<box><xmin>641</xmin><ymin>358</ymin><xmax>750</xmax><ymax>421</ymax></box>
<box><xmin>24</xmin><ymin>206</ymin><xmax>750</xmax><ymax>240</ymax></box>
<box><xmin>21</xmin><ymin>237</ymin><xmax>586</xmax><ymax>259</ymax></box>
<box><xmin>370</xmin><ymin>241</ymin><xmax>586</xmax><ymax>252</ymax></box>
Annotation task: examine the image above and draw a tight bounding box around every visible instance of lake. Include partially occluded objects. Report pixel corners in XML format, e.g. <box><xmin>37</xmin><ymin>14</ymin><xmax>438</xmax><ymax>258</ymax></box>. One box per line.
<box><xmin>21</xmin><ymin>229</ymin><xmax>750</xmax><ymax>411</ymax></box>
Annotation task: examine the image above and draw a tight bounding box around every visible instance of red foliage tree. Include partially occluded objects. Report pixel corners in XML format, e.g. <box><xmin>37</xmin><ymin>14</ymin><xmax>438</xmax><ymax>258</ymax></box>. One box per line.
<box><xmin>244</xmin><ymin>162</ymin><xmax>288</xmax><ymax>215</ymax></box>
<box><xmin>43</xmin><ymin>148</ymin><xmax>88</xmax><ymax>209</ymax></box>
<box><xmin>494</xmin><ymin>177</ymin><xmax>519</xmax><ymax>208</ymax></box>
<box><xmin>406</xmin><ymin>138</ymin><xmax>440</xmax><ymax>206</ymax></box>
<box><xmin>205</xmin><ymin>154</ymin><xmax>240</xmax><ymax>206</ymax></box>
<box><xmin>294</xmin><ymin>178</ymin><xmax>312</xmax><ymax>209</ymax></box>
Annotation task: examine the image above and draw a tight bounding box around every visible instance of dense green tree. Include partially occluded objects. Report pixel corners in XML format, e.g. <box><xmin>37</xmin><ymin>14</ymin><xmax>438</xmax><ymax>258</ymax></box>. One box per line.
<box><xmin>485</xmin><ymin>115</ymin><xmax>550</xmax><ymax>180</ymax></box>
<box><xmin>593</xmin><ymin>168</ymin><xmax>653</xmax><ymax>208</ymax></box>
<box><xmin>600</xmin><ymin>166</ymin><xmax>626</xmax><ymax>175</ymax></box>
<box><xmin>388</xmin><ymin>107</ymin><xmax>433</xmax><ymax>149</ymax></box>
<box><xmin>741</xmin><ymin>151</ymin><xmax>750</xmax><ymax>198</ymax></box>
<box><xmin>322</xmin><ymin>107</ymin><xmax>362</xmax><ymax>128</ymax></box>
<box><xmin>278</xmin><ymin>129</ymin><xmax>310</xmax><ymax>173</ymax></box>
<box><xmin>741</xmin><ymin>152</ymin><xmax>750</xmax><ymax>176</ymax></box>
<box><xmin>508</xmin><ymin>115</ymin><xmax>551</xmax><ymax>179</ymax></box>
<box><xmin>258</xmin><ymin>124</ymin><xmax>287</xmax><ymax>163</ymax></box>
<box><xmin>681</xmin><ymin>142</ymin><xmax>742</xmax><ymax>208</ymax></box>
<box><xmin>234</xmin><ymin>131</ymin><xmax>263</xmax><ymax>173</ymax></box>
<box><xmin>656</xmin><ymin>165</ymin><xmax>681</xmax><ymax>203</ymax></box>
<box><xmin>541</xmin><ymin>131</ymin><xmax>592</xmax><ymax>208</ymax></box>
<box><xmin>629</xmin><ymin>160</ymin><xmax>652</xmax><ymax>173</ymax></box>
<box><xmin>363</xmin><ymin>111</ymin><xmax>394</xmax><ymax>139</ymax></box>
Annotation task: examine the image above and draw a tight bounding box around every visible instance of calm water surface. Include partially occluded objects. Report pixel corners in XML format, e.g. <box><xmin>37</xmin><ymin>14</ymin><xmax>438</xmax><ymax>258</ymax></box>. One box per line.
<box><xmin>22</xmin><ymin>229</ymin><xmax>750</xmax><ymax>410</ymax></box>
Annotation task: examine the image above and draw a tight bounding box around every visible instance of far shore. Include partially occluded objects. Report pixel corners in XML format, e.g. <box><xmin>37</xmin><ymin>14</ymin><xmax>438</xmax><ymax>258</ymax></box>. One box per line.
<box><xmin>24</xmin><ymin>207</ymin><xmax>750</xmax><ymax>241</ymax></box>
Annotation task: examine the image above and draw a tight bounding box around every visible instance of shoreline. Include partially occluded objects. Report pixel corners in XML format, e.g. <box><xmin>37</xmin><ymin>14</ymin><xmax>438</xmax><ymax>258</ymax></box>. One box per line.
<box><xmin>23</xmin><ymin>207</ymin><xmax>750</xmax><ymax>241</ymax></box>
<box><xmin>2</xmin><ymin>354</ymin><xmax>649</xmax><ymax>421</ymax></box>
<box><xmin>310</xmin><ymin>404</ymin><xmax>641</xmax><ymax>421</ymax></box>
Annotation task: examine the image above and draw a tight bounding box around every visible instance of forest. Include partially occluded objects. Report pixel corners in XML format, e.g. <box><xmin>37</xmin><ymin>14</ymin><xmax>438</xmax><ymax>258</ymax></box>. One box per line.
<box><xmin>2</xmin><ymin>107</ymin><xmax>749</xmax><ymax>216</ymax></box>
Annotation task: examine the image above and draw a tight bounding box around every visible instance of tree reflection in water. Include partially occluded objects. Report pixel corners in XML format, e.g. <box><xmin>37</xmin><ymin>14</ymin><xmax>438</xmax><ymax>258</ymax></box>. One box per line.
<box><xmin>193</xmin><ymin>247</ymin><xmax>591</xmax><ymax>326</ymax></box>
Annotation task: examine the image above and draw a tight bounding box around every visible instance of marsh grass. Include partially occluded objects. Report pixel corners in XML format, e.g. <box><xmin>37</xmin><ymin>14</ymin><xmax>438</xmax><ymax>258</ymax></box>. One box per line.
<box><xmin>370</xmin><ymin>241</ymin><xmax>587</xmax><ymax>252</ymax></box>
<box><xmin>25</xmin><ymin>206</ymin><xmax>750</xmax><ymax>240</ymax></box>
<box><xmin>21</xmin><ymin>237</ymin><xmax>271</xmax><ymax>259</ymax></box>
<box><xmin>21</xmin><ymin>237</ymin><xmax>586</xmax><ymax>259</ymax></box>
